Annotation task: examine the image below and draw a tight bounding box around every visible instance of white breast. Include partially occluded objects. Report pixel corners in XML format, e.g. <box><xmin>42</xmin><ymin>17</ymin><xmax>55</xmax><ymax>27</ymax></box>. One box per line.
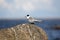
<box><xmin>27</xmin><ymin>16</ymin><xmax>30</xmax><ymax>19</ymax></box>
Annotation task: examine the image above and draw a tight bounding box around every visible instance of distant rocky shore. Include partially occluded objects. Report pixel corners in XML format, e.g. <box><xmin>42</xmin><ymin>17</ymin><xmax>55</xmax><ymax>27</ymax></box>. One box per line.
<box><xmin>0</xmin><ymin>23</ymin><xmax>48</xmax><ymax>40</ymax></box>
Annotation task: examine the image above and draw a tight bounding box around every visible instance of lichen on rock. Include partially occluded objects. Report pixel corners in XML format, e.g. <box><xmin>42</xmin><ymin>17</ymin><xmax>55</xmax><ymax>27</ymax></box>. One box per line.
<box><xmin>0</xmin><ymin>23</ymin><xmax>48</xmax><ymax>40</ymax></box>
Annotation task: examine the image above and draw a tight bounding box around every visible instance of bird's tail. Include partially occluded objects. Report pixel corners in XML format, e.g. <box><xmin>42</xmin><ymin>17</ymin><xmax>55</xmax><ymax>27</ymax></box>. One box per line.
<box><xmin>35</xmin><ymin>20</ymin><xmax>43</xmax><ymax>23</ymax></box>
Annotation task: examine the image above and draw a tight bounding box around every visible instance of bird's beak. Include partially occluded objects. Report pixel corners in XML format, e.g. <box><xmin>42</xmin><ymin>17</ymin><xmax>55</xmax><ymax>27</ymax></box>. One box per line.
<box><xmin>25</xmin><ymin>16</ymin><xmax>27</xmax><ymax>18</ymax></box>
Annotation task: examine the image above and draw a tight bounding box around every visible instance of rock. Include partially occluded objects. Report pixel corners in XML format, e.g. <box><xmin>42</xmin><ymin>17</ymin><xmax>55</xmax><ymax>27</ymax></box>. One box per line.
<box><xmin>51</xmin><ymin>24</ymin><xmax>60</xmax><ymax>30</ymax></box>
<box><xmin>0</xmin><ymin>23</ymin><xmax>48</xmax><ymax>40</ymax></box>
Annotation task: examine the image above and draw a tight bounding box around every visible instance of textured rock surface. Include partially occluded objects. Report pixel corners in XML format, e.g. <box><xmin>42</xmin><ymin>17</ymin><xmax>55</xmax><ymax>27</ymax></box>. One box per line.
<box><xmin>0</xmin><ymin>23</ymin><xmax>48</xmax><ymax>40</ymax></box>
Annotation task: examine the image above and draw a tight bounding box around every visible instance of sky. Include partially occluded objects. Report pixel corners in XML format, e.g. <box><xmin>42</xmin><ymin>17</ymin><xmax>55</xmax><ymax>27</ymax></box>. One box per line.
<box><xmin>0</xmin><ymin>0</ymin><xmax>60</xmax><ymax>19</ymax></box>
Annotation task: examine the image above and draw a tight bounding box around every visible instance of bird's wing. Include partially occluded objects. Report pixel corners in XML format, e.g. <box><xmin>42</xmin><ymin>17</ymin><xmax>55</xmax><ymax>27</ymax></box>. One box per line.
<box><xmin>29</xmin><ymin>17</ymin><xmax>35</xmax><ymax>20</ymax></box>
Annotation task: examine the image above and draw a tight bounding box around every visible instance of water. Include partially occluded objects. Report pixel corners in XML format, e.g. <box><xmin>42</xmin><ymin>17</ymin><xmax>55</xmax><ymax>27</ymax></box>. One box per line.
<box><xmin>0</xmin><ymin>19</ymin><xmax>60</xmax><ymax>40</ymax></box>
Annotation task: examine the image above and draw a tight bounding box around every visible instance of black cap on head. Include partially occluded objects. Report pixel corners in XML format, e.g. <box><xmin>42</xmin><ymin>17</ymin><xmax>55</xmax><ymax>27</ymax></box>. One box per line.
<box><xmin>27</xmin><ymin>15</ymin><xmax>29</xmax><ymax>16</ymax></box>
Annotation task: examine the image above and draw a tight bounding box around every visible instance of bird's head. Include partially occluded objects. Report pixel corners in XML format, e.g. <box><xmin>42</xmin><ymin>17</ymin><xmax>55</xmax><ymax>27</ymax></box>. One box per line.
<box><xmin>27</xmin><ymin>15</ymin><xmax>29</xmax><ymax>17</ymax></box>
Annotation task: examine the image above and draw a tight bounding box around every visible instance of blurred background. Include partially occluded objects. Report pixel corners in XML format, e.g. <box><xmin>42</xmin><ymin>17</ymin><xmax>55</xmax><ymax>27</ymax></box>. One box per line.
<box><xmin>0</xmin><ymin>0</ymin><xmax>60</xmax><ymax>40</ymax></box>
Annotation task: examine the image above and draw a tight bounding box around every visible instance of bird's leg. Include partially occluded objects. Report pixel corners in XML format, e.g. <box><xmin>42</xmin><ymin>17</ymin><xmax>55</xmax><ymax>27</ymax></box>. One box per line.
<box><xmin>30</xmin><ymin>22</ymin><xmax>35</xmax><ymax>24</ymax></box>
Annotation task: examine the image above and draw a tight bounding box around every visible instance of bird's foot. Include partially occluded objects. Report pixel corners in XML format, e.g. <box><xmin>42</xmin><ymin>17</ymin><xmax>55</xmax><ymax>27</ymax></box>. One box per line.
<box><xmin>30</xmin><ymin>23</ymin><xmax>35</xmax><ymax>24</ymax></box>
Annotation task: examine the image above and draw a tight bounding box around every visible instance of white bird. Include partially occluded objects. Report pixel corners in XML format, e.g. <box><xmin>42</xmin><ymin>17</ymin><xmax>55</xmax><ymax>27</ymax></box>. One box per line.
<box><xmin>26</xmin><ymin>15</ymin><xmax>43</xmax><ymax>24</ymax></box>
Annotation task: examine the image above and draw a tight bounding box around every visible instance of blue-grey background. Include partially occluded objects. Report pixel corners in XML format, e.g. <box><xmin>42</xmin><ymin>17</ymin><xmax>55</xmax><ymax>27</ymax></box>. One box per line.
<box><xmin>0</xmin><ymin>0</ymin><xmax>60</xmax><ymax>19</ymax></box>
<box><xmin>0</xmin><ymin>19</ymin><xmax>60</xmax><ymax>40</ymax></box>
<box><xmin>0</xmin><ymin>0</ymin><xmax>60</xmax><ymax>40</ymax></box>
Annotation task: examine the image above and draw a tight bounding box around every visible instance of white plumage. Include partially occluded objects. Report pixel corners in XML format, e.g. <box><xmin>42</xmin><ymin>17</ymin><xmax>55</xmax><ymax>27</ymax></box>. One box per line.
<box><xmin>26</xmin><ymin>15</ymin><xmax>43</xmax><ymax>23</ymax></box>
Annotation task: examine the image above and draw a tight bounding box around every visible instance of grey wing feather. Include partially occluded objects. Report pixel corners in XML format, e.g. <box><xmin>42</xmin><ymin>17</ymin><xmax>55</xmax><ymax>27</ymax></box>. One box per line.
<box><xmin>29</xmin><ymin>17</ymin><xmax>35</xmax><ymax>20</ymax></box>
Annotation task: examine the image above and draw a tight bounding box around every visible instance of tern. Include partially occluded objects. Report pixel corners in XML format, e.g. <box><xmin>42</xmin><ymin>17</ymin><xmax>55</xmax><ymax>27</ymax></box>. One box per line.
<box><xmin>26</xmin><ymin>15</ymin><xmax>43</xmax><ymax>24</ymax></box>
